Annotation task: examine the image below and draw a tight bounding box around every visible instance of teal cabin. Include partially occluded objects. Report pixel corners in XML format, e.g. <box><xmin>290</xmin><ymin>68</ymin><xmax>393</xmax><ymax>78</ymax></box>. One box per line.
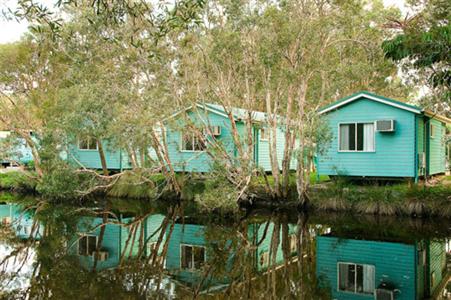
<box><xmin>66</xmin><ymin>137</ymin><xmax>132</xmax><ymax>171</ymax></box>
<box><xmin>165</xmin><ymin>217</ymin><xmax>297</xmax><ymax>290</ymax></box>
<box><xmin>317</xmin><ymin>91</ymin><xmax>450</xmax><ymax>181</ymax></box>
<box><xmin>316</xmin><ymin>235</ymin><xmax>447</xmax><ymax>300</ymax></box>
<box><xmin>0</xmin><ymin>204</ymin><xmax>43</xmax><ymax>239</ymax></box>
<box><xmin>68</xmin><ymin>213</ymin><xmax>166</xmax><ymax>271</ymax></box>
<box><xmin>164</xmin><ymin>103</ymin><xmax>297</xmax><ymax>172</ymax></box>
<box><xmin>0</xmin><ymin>131</ymin><xmax>34</xmax><ymax>167</ymax></box>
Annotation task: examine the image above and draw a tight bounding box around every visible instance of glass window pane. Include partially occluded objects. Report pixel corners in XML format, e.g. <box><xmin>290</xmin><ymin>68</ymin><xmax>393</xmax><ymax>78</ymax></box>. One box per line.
<box><xmin>193</xmin><ymin>247</ymin><xmax>205</xmax><ymax>269</ymax></box>
<box><xmin>181</xmin><ymin>245</ymin><xmax>192</xmax><ymax>269</ymax></box>
<box><xmin>79</xmin><ymin>236</ymin><xmax>87</xmax><ymax>255</ymax></box>
<box><xmin>79</xmin><ymin>139</ymin><xmax>88</xmax><ymax>150</ymax></box>
<box><xmin>182</xmin><ymin>133</ymin><xmax>193</xmax><ymax>151</ymax></box>
<box><xmin>357</xmin><ymin>124</ymin><xmax>364</xmax><ymax>151</ymax></box>
<box><xmin>339</xmin><ymin>263</ymin><xmax>355</xmax><ymax>291</ymax></box>
<box><xmin>339</xmin><ymin>125</ymin><xmax>350</xmax><ymax>151</ymax></box>
<box><xmin>349</xmin><ymin>124</ymin><xmax>356</xmax><ymax>150</ymax></box>
<box><xmin>363</xmin><ymin>124</ymin><xmax>374</xmax><ymax>151</ymax></box>
<box><xmin>356</xmin><ymin>264</ymin><xmax>364</xmax><ymax>293</ymax></box>
<box><xmin>89</xmin><ymin>138</ymin><xmax>97</xmax><ymax>150</ymax></box>
<box><xmin>362</xmin><ymin>265</ymin><xmax>375</xmax><ymax>293</ymax></box>
<box><xmin>88</xmin><ymin>236</ymin><xmax>97</xmax><ymax>255</ymax></box>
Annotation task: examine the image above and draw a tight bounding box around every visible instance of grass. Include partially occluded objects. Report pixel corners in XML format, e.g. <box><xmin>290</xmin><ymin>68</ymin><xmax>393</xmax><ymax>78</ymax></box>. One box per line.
<box><xmin>309</xmin><ymin>179</ymin><xmax>451</xmax><ymax>218</ymax></box>
<box><xmin>0</xmin><ymin>171</ymin><xmax>37</xmax><ymax>192</ymax></box>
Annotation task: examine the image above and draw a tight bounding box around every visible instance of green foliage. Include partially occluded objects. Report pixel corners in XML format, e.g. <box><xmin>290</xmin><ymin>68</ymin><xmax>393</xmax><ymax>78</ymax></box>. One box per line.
<box><xmin>107</xmin><ymin>171</ymin><xmax>164</xmax><ymax>199</ymax></box>
<box><xmin>194</xmin><ymin>177</ymin><xmax>239</xmax><ymax>214</ymax></box>
<box><xmin>0</xmin><ymin>171</ymin><xmax>37</xmax><ymax>192</ymax></box>
<box><xmin>310</xmin><ymin>180</ymin><xmax>451</xmax><ymax>217</ymax></box>
<box><xmin>36</xmin><ymin>164</ymin><xmax>94</xmax><ymax>200</ymax></box>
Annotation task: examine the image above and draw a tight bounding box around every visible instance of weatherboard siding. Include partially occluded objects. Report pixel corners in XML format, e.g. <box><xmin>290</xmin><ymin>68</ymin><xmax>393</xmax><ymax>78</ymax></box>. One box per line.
<box><xmin>67</xmin><ymin>141</ymin><xmax>131</xmax><ymax>170</ymax></box>
<box><xmin>316</xmin><ymin>236</ymin><xmax>416</xmax><ymax>300</ymax></box>
<box><xmin>165</xmin><ymin>109</ymin><xmax>238</xmax><ymax>173</ymax></box>
<box><xmin>417</xmin><ymin>116</ymin><xmax>425</xmax><ymax>176</ymax></box>
<box><xmin>257</xmin><ymin>126</ymin><xmax>297</xmax><ymax>172</ymax></box>
<box><xmin>428</xmin><ymin>119</ymin><xmax>446</xmax><ymax>175</ymax></box>
<box><xmin>317</xmin><ymin>97</ymin><xmax>416</xmax><ymax>177</ymax></box>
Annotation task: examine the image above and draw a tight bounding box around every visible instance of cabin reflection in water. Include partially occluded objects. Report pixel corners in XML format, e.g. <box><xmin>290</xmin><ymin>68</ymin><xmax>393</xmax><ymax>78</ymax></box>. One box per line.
<box><xmin>0</xmin><ymin>204</ymin><xmax>43</xmax><ymax>239</ymax></box>
<box><xmin>316</xmin><ymin>233</ymin><xmax>447</xmax><ymax>300</ymax></box>
<box><xmin>67</xmin><ymin>213</ymin><xmax>167</xmax><ymax>271</ymax></box>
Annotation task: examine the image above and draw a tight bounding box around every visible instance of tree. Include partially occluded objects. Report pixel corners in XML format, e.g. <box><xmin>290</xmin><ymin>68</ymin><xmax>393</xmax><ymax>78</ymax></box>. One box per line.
<box><xmin>382</xmin><ymin>0</ymin><xmax>450</xmax><ymax>116</ymax></box>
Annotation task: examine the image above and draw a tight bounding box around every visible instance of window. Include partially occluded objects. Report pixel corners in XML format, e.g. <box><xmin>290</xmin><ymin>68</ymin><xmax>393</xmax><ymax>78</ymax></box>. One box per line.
<box><xmin>430</xmin><ymin>124</ymin><xmax>435</xmax><ymax>138</ymax></box>
<box><xmin>181</xmin><ymin>132</ymin><xmax>206</xmax><ymax>151</ymax></box>
<box><xmin>78</xmin><ymin>137</ymin><xmax>98</xmax><ymax>150</ymax></box>
<box><xmin>78</xmin><ymin>235</ymin><xmax>98</xmax><ymax>256</ymax></box>
<box><xmin>338</xmin><ymin>263</ymin><xmax>375</xmax><ymax>294</ymax></box>
<box><xmin>181</xmin><ymin>245</ymin><xmax>205</xmax><ymax>269</ymax></box>
<box><xmin>339</xmin><ymin>123</ymin><xmax>375</xmax><ymax>152</ymax></box>
<box><xmin>260</xmin><ymin>128</ymin><xmax>269</xmax><ymax>141</ymax></box>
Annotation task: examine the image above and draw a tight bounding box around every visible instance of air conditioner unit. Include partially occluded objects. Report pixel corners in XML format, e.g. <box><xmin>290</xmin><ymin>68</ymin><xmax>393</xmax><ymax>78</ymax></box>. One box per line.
<box><xmin>92</xmin><ymin>250</ymin><xmax>109</xmax><ymax>261</ymax></box>
<box><xmin>376</xmin><ymin>120</ymin><xmax>395</xmax><ymax>132</ymax></box>
<box><xmin>211</xmin><ymin>126</ymin><xmax>221</xmax><ymax>136</ymax></box>
<box><xmin>375</xmin><ymin>289</ymin><xmax>394</xmax><ymax>300</ymax></box>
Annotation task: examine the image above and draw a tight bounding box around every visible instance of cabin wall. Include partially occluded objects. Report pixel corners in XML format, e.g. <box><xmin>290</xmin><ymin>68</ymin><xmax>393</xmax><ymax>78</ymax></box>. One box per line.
<box><xmin>316</xmin><ymin>236</ymin><xmax>416</xmax><ymax>300</ymax></box>
<box><xmin>67</xmin><ymin>141</ymin><xmax>131</xmax><ymax>170</ymax></box>
<box><xmin>417</xmin><ymin>116</ymin><xmax>425</xmax><ymax>176</ymax></box>
<box><xmin>256</xmin><ymin>126</ymin><xmax>297</xmax><ymax>172</ymax></box>
<box><xmin>165</xmin><ymin>110</ymin><xmax>238</xmax><ymax>172</ymax></box>
<box><xmin>165</xmin><ymin>223</ymin><xmax>207</xmax><ymax>284</ymax></box>
<box><xmin>428</xmin><ymin>119</ymin><xmax>446</xmax><ymax>175</ymax></box>
<box><xmin>69</xmin><ymin>217</ymin><xmax>122</xmax><ymax>270</ymax></box>
<box><xmin>428</xmin><ymin>241</ymin><xmax>446</xmax><ymax>294</ymax></box>
<box><xmin>317</xmin><ymin>98</ymin><xmax>416</xmax><ymax>177</ymax></box>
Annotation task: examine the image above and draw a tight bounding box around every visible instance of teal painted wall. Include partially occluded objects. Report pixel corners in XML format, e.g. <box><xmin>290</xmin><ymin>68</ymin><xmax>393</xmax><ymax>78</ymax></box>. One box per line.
<box><xmin>165</xmin><ymin>109</ymin><xmax>238</xmax><ymax>173</ymax></box>
<box><xmin>428</xmin><ymin>241</ymin><xmax>446</xmax><ymax>294</ymax></box>
<box><xmin>67</xmin><ymin>140</ymin><xmax>131</xmax><ymax>170</ymax></box>
<box><xmin>0</xmin><ymin>204</ymin><xmax>43</xmax><ymax>239</ymax></box>
<box><xmin>417</xmin><ymin>116</ymin><xmax>425</xmax><ymax>176</ymax></box>
<box><xmin>428</xmin><ymin>119</ymin><xmax>446</xmax><ymax>175</ymax></box>
<box><xmin>256</xmin><ymin>126</ymin><xmax>297</xmax><ymax>172</ymax></box>
<box><xmin>317</xmin><ymin>97</ymin><xmax>417</xmax><ymax>177</ymax></box>
<box><xmin>0</xmin><ymin>133</ymin><xmax>34</xmax><ymax>164</ymax></box>
<box><xmin>316</xmin><ymin>236</ymin><xmax>417</xmax><ymax>300</ymax></box>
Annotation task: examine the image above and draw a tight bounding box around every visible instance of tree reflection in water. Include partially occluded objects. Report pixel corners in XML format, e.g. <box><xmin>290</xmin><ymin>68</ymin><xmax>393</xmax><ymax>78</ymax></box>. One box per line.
<box><xmin>0</xmin><ymin>198</ymin><xmax>449</xmax><ymax>299</ymax></box>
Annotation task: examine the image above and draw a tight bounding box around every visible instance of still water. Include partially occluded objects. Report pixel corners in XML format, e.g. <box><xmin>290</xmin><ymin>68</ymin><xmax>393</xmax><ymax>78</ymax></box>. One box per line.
<box><xmin>0</xmin><ymin>195</ymin><xmax>450</xmax><ymax>299</ymax></box>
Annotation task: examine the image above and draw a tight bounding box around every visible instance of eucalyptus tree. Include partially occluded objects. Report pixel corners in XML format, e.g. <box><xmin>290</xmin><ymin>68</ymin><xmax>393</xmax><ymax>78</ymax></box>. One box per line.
<box><xmin>176</xmin><ymin>0</ymin><xmax>405</xmax><ymax>204</ymax></box>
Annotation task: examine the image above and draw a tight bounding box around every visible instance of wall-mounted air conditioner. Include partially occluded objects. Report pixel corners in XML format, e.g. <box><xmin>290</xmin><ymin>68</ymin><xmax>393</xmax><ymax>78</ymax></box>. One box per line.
<box><xmin>92</xmin><ymin>250</ymin><xmax>109</xmax><ymax>261</ymax></box>
<box><xmin>376</xmin><ymin>120</ymin><xmax>395</xmax><ymax>132</ymax></box>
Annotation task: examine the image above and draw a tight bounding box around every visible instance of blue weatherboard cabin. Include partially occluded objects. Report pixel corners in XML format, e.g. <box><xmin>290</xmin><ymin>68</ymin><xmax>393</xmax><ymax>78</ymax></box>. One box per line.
<box><xmin>316</xmin><ymin>235</ymin><xmax>447</xmax><ymax>300</ymax></box>
<box><xmin>317</xmin><ymin>91</ymin><xmax>450</xmax><ymax>181</ymax></box>
<box><xmin>0</xmin><ymin>131</ymin><xmax>34</xmax><ymax>167</ymax></box>
<box><xmin>0</xmin><ymin>204</ymin><xmax>43</xmax><ymax>239</ymax></box>
<box><xmin>164</xmin><ymin>103</ymin><xmax>297</xmax><ymax>173</ymax></box>
<box><xmin>68</xmin><ymin>213</ymin><xmax>166</xmax><ymax>271</ymax></box>
<box><xmin>66</xmin><ymin>138</ymin><xmax>132</xmax><ymax>171</ymax></box>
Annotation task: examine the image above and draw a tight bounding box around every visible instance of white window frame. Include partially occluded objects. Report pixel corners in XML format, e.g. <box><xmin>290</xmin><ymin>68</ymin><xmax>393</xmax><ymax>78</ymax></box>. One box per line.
<box><xmin>260</xmin><ymin>128</ymin><xmax>269</xmax><ymax>141</ymax></box>
<box><xmin>430</xmin><ymin>123</ymin><xmax>435</xmax><ymax>138</ymax></box>
<box><xmin>337</xmin><ymin>262</ymin><xmax>375</xmax><ymax>295</ymax></box>
<box><xmin>179</xmin><ymin>244</ymin><xmax>206</xmax><ymax>270</ymax></box>
<box><xmin>337</xmin><ymin>122</ymin><xmax>376</xmax><ymax>153</ymax></box>
<box><xmin>77</xmin><ymin>137</ymin><xmax>98</xmax><ymax>151</ymax></box>
<box><xmin>179</xmin><ymin>132</ymin><xmax>206</xmax><ymax>153</ymax></box>
<box><xmin>77</xmin><ymin>234</ymin><xmax>98</xmax><ymax>256</ymax></box>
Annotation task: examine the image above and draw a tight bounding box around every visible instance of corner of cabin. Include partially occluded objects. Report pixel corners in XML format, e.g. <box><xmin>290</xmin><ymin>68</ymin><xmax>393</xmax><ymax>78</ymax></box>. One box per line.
<box><xmin>317</xmin><ymin>93</ymin><xmax>419</xmax><ymax>178</ymax></box>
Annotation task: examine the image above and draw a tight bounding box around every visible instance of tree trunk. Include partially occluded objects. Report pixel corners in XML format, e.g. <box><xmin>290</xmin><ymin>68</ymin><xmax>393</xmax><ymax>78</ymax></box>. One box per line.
<box><xmin>97</xmin><ymin>140</ymin><xmax>109</xmax><ymax>176</ymax></box>
<box><xmin>21</xmin><ymin>132</ymin><xmax>43</xmax><ymax>178</ymax></box>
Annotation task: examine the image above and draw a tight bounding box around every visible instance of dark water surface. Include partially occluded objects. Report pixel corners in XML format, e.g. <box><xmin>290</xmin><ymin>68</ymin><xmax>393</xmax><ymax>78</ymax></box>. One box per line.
<box><xmin>0</xmin><ymin>195</ymin><xmax>450</xmax><ymax>299</ymax></box>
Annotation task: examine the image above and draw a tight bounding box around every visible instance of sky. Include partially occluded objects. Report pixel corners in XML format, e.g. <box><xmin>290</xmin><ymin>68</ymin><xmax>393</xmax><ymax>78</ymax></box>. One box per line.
<box><xmin>0</xmin><ymin>0</ymin><xmax>408</xmax><ymax>44</ymax></box>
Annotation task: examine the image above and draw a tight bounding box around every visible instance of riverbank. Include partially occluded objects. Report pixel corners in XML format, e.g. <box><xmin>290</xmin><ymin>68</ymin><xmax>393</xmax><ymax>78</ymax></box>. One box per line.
<box><xmin>1</xmin><ymin>169</ymin><xmax>450</xmax><ymax>218</ymax></box>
